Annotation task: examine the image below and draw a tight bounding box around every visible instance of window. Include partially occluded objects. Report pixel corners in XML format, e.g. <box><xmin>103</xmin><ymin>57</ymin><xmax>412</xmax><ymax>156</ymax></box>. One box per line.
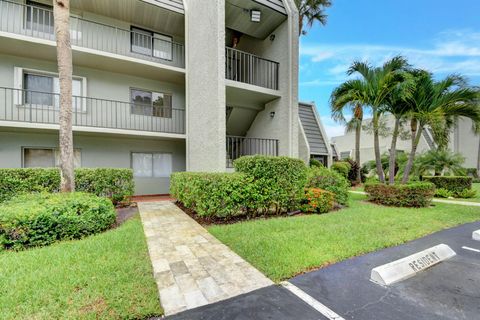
<box><xmin>23</xmin><ymin>148</ymin><xmax>81</xmax><ymax>168</ymax></box>
<box><xmin>132</xmin><ymin>152</ymin><xmax>172</xmax><ymax>178</ymax></box>
<box><xmin>15</xmin><ymin>67</ymin><xmax>85</xmax><ymax>110</ymax></box>
<box><xmin>340</xmin><ymin>151</ymin><xmax>351</xmax><ymax>160</ymax></box>
<box><xmin>131</xmin><ymin>27</ymin><xmax>173</xmax><ymax>60</ymax></box>
<box><xmin>130</xmin><ymin>88</ymin><xmax>172</xmax><ymax>118</ymax></box>
<box><xmin>25</xmin><ymin>1</ymin><xmax>54</xmax><ymax>34</ymax></box>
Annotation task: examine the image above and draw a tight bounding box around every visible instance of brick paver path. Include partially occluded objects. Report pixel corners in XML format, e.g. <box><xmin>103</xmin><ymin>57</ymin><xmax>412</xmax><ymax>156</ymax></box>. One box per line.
<box><xmin>138</xmin><ymin>201</ymin><xmax>273</xmax><ymax>316</ymax></box>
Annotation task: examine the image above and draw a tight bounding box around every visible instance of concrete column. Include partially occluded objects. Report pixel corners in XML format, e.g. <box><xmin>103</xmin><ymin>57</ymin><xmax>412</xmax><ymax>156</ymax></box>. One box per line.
<box><xmin>184</xmin><ymin>0</ymin><xmax>226</xmax><ymax>171</ymax></box>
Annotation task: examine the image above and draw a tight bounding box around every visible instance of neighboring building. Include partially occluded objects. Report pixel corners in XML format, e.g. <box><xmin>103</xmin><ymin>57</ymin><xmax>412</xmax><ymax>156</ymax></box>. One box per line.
<box><xmin>298</xmin><ymin>101</ymin><xmax>332</xmax><ymax>166</ymax></box>
<box><xmin>331</xmin><ymin>115</ymin><xmax>432</xmax><ymax>165</ymax></box>
<box><xmin>0</xmin><ymin>0</ymin><xmax>299</xmax><ymax>194</ymax></box>
<box><xmin>331</xmin><ymin>114</ymin><xmax>480</xmax><ymax>169</ymax></box>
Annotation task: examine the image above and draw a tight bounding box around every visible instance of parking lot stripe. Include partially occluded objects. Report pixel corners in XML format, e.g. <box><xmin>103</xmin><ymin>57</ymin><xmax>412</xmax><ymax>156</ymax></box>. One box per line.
<box><xmin>462</xmin><ymin>246</ymin><xmax>480</xmax><ymax>253</ymax></box>
<box><xmin>280</xmin><ymin>281</ymin><xmax>345</xmax><ymax>320</ymax></box>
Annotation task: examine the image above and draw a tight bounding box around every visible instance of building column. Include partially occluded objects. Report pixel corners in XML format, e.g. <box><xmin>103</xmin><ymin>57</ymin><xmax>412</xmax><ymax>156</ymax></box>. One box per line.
<box><xmin>184</xmin><ymin>0</ymin><xmax>226</xmax><ymax>171</ymax></box>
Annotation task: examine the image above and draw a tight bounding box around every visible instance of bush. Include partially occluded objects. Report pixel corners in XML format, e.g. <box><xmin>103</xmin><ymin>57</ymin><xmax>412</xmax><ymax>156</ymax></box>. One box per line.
<box><xmin>234</xmin><ymin>156</ymin><xmax>308</xmax><ymax>211</ymax></box>
<box><xmin>170</xmin><ymin>172</ymin><xmax>255</xmax><ymax>217</ymax></box>
<box><xmin>309</xmin><ymin>158</ymin><xmax>323</xmax><ymax>168</ymax></box>
<box><xmin>306</xmin><ymin>166</ymin><xmax>350</xmax><ymax>205</ymax></box>
<box><xmin>301</xmin><ymin>188</ymin><xmax>334</xmax><ymax>213</ymax></box>
<box><xmin>0</xmin><ymin>192</ymin><xmax>116</xmax><ymax>250</ymax></box>
<box><xmin>345</xmin><ymin>159</ymin><xmax>366</xmax><ymax>185</ymax></box>
<box><xmin>0</xmin><ymin>168</ymin><xmax>134</xmax><ymax>204</ymax></box>
<box><xmin>456</xmin><ymin>188</ymin><xmax>477</xmax><ymax>199</ymax></box>
<box><xmin>365</xmin><ymin>182</ymin><xmax>435</xmax><ymax>207</ymax></box>
<box><xmin>435</xmin><ymin>188</ymin><xmax>453</xmax><ymax>198</ymax></box>
<box><xmin>331</xmin><ymin>161</ymin><xmax>351</xmax><ymax>179</ymax></box>
<box><xmin>422</xmin><ymin>176</ymin><xmax>473</xmax><ymax>196</ymax></box>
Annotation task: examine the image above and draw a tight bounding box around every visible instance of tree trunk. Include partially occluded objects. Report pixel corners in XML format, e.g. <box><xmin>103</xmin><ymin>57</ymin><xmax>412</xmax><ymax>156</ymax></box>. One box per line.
<box><xmin>477</xmin><ymin>136</ymin><xmax>480</xmax><ymax>177</ymax></box>
<box><xmin>402</xmin><ymin>121</ymin><xmax>423</xmax><ymax>184</ymax></box>
<box><xmin>54</xmin><ymin>0</ymin><xmax>74</xmax><ymax>192</ymax></box>
<box><xmin>373</xmin><ymin>112</ymin><xmax>385</xmax><ymax>183</ymax></box>
<box><xmin>388</xmin><ymin>118</ymin><xmax>400</xmax><ymax>185</ymax></box>
<box><xmin>355</xmin><ymin>120</ymin><xmax>362</xmax><ymax>184</ymax></box>
<box><xmin>298</xmin><ymin>13</ymin><xmax>303</xmax><ymax>35</ymax></box>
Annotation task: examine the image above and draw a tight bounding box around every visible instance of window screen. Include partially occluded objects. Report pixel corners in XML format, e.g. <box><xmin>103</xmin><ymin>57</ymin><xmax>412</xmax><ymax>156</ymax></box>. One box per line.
<box><xmin>132</xmin><ymin>152</ymin><xmax>172</xmax><ymax>178</ymax></box>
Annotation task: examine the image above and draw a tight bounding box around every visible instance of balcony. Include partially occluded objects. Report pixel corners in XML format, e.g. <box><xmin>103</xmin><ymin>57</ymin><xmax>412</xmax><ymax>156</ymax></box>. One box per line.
<box><xmin>0</xmin><ymin>0</ymin><xmax>185</xmax><ymax>68</ymax></box>
<box><xmin>225</xmin><ymin>47</ymin><xmax>279</xmax><ymax>90</ymax></box>
<box><xmin>0</xmin><ymin>87</ymin><xmax>185</xmax><ymax>135</ymax></box>
<box><xmin>226</xmin><ymin>135</ymin><xmax>279</xmax><ymax>167</ymax></box>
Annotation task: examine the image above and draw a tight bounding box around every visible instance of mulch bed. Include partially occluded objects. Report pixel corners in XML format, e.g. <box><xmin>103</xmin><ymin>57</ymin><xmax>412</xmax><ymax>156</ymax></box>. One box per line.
<box><xmin>115</xmin><ymin>205</ymin><xmax>139</xmax><ymax>225</ymax></box>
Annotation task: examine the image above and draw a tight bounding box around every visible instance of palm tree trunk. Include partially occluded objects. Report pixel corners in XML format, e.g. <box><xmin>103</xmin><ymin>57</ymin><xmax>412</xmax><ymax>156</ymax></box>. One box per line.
<box><xmin>54</xmin><ymin>0</ymin><xmax>74</xmax><ymax>192</ymax></box>
<box><xmin>373</xmin><ymin>112</ymin><xmax>385</xmax><ymax>183</ymax></box>
<box><xmin>388</xmin><ymin>118</ymin><xmax>400</xmax><ymax>184</ymax></box>
<box><xmin>402</xmin><ymin>121</ymin><xmax>423</xmax><ymax>184</ymax></box>
<box><xmin>355</xmin><ymin>121</ymin><xmax>362</xmax><ymax>183</ymax></box>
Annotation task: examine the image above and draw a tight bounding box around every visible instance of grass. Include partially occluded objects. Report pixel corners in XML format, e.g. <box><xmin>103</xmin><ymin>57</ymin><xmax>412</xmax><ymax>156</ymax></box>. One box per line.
<box><xmin>208</xmin><ymin>193</ymin><xmax>480</xmax><ymax>282</ymax></box>
<box><xmin>0</xmin><ymin>216</ymin><xmax>162</xmax><ymax>320</ymax></box>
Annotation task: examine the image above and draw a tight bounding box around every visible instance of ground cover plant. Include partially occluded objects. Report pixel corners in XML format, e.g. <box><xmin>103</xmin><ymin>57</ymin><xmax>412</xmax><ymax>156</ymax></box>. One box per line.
<box><xmin>0</xmin><ymin>216</ymin><xmax>162</xmax><ymax>319</ymax></box>
<box><xmin>209</xmin><ymin>193</ymin><xmax>480</xmax><ymax>281</ymax></box>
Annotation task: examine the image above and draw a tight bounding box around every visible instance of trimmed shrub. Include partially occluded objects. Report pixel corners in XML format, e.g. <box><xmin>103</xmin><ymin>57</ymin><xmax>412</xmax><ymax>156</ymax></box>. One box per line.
<box><xmin>0</xmin><ymin>168</ymin><xmax>134</xmax><ymax>204</ymax></box>
<box><xmin>435</xmin><ymin>188</ymin><xmax>453</xmax><ymax>198</ymax></box>
<box><xmin>170</xmin><ymin>172</ymin><xmax>255</xmax><ymax>217</ymax></box>
<box><xmin>309</xmin><ymin>158</ymin><xmax>323</xmax><ymax>168</ymax></box>
<box><xmin>331</xmin><ymin>161</ymin><xmax>351</xmax><ymax>179</ymax></box>
<box><xmin>422</xmin><ymin>176</ymin><xmax>473</xmax><ymax>196</ymax></box>
<box><xmin>0</xmin><ymin>192</ymin><xmax>116</xmax><ymax>250</ymax></box>
<box><xmin>365</xmin><ymin>182</ymin><xmax>435</xmax><ymax>207</ymax></box>
<box><xmin>234</xmin><ymin>156</ymin><xmax>308</xmax><ymax>211</ymax></box>
<box><xmin>306</xmin><ymin>166</ymin><xmax>349</xmax><ymax>205</ymax></box>
<box><xmin>457</xmin><ymin>188</ymin><xmax>477</xmax><ymax>199</ymax></box>
<box><xmin>301</xmin><ymin>188</ymin><xmax>334</xmax><ymax>213</ymax></box>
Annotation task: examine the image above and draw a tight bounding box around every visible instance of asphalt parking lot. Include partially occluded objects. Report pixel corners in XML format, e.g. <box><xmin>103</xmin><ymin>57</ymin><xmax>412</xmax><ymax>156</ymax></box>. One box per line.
<box><xmin>167</xmin><ymin>221</ymin><xmax>480</xmax><ymax>320</ymax></box>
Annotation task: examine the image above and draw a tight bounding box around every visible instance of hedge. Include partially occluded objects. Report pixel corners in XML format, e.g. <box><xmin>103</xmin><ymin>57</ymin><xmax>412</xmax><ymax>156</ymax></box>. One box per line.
<box><xmin>170</xmin><ymin>172</ymin><xmax>256</xmax><ymax>217</ymax></box>
<box><xmin>301</xmin><ymin>188</ymin><xmax>334</xmax><ymax>213</ymax></box>
<box><xmin>0</xmin><ymin>168</ymin><xmax>134</xmax><ymax>204</ymax></box>
<box><xmin>331</xmin><ymin>161</ymin><xmax>351</xmax><ymax>179</ymax></box>
<box><xmin>422</xmin><ymin>176</ymin><xmax>473</xmax><ymax>195</ymax></box>
<box><xmin>234</xmin><ymin>155</ymin><xmax>308</xmax><ymax>211</ymax></box>
<box><xmin>0</xmin><ymin>192</ymin><xmax>116</xmax><ymax>250</ymax></box>
<box><xmin>365</xmin><ymin>182</ymin><xmax>435</xmax><ymax>207</ymax></box>
<box><xmin>306</xmin><ymin>166</ymin><xmax>349</xmax><ymax>205</ymax></box>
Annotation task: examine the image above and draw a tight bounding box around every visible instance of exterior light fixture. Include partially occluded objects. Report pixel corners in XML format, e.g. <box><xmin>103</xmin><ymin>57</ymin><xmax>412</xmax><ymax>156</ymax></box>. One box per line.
<box><xmin>269</xmin><ymin>34</ymin><xmax>276</xmax><ymax>41</ymax></box>
<box><xmin>270</xmin><ymin>111</ymin><xmax>275</xmax><ymax>118</ymax></box>
<box><xmin>250</xmin><ymin>9</ymin><xmax>261</xmax><ymax>23</ymax></box>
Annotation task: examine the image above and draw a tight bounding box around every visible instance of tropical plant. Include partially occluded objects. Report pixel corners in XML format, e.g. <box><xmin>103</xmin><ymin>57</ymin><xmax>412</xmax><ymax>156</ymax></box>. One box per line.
<box><xmin>53</xmin><ymin>0</ymin><xmax>74</xmax><ymax>192</ymax></box>
<box><xmin>295</xmin><ymin>0</ymin><xmax>332</xmax><ymax>35</ymax></box>
<box><xmin>401</xmin><ymin>71</ymin><xmax>480</xmax><ymax>183</ymax></box>
<box><xmin>330</xmin><ymin>56</ymin><xmax>410</xmax><ymax>183</ymax></box>
<box><xmin>415</xmin><ymin>149</ymin><xmax>465</xmax><ymax>176</ymax></box>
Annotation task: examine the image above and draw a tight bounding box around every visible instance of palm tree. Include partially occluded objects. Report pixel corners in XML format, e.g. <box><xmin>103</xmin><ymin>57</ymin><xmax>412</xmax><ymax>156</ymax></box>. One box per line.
<box><xmin>331</xmin><ymin>56</ymin><xmax>410</xmax><ymax>183</ymax></box>
<box><xmin>53</xmin><ymin>0</ymin><xmax>74</xmax><ymax>192</ymax></box>
<box><xmin>295</xmin><ymin>0</ymin><xmax>332</xmax><ymax>35</ymax></box>
<box><xmin>415</xmin><ymin>149</ymin><xmax>465</xmax><ymax>176</ymax></box>
<box><xmin>401</xmin><ymin>71</ymin><xmax>480</xmax><ymax>183</ymax></box>
<box><xmin>331</xmin><ymin>102</ymin><xmax>363</xmax><ymax>183</ymax></box>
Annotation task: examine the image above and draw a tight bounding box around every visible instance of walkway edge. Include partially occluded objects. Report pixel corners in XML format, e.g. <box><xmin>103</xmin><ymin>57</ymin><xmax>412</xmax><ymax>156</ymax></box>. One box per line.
<box><xmin>280</xmin><ymin>281</ymin><xmax>345</xmax><ymax>320</ymax></box>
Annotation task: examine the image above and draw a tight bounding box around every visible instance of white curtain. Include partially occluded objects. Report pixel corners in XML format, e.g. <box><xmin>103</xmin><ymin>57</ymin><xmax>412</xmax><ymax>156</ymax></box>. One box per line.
<box><xmin>153</xmin><ymin>153</ymin><xmax>172</xmax><ymax>177</ymax></box>
<box><xmin>132</xmin><ymin>153</ymin><xmax>153</xmax><ymax>177</ymax></box>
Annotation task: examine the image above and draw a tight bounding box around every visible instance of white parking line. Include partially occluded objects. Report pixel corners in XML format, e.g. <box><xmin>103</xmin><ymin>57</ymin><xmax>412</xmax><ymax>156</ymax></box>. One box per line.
<box><xmin>280</xmin><ymin>281</ymin><xmax>345</xmax><ymax>320</ymax></box>
<box><xmin>462</xmin><ymin>246</ymin><xmax>480</xmax><ymax>253</ymax></box>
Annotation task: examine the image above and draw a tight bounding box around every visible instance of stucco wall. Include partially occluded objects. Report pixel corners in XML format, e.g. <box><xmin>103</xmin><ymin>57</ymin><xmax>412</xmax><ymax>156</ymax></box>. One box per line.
<box><xmin>0</xmin><ymin>130</ymin><xmax>185</xmax><ymax>195</ymax></box>
<box><xmin>453</xmin><ymin>117</ymin><xmax>479</xmax><ymax>168</ymax></box>
<box><xmin>184</xmin><ymin>0</ymin><xmax>226</xmax><ymax>171</ymax></box>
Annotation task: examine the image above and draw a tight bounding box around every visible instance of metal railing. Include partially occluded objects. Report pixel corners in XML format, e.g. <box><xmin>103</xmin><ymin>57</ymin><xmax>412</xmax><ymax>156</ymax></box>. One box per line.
<box><xmin>0</xmin><ymin>87</ymin><xmax>185</xmax><ymax>134</ymax></box>
<box><xmin>226</xmin><ymin>135</ymin><xmax>279</xmax><ymax>167</ymax></box>
<box><xmin>225</xmin><ymin>47</ymin><xmax>279</xmax><ymax>90</ymax></box>
<box><xmin>0</xmin><ymin>0</ymin><xmax>185</xmax><ymax>68</ymax></box>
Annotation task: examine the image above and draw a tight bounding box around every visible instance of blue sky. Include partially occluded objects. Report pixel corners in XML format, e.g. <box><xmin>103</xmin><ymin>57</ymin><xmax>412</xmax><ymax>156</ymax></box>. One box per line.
<box><xmin>299</xmin><ymin>0</ymin><xmax>480</xmax><ymax>138</ymax></box>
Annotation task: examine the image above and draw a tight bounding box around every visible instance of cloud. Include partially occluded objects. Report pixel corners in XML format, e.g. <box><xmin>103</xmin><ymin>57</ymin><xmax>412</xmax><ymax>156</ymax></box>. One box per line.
<box><xmin>299</xmin><ymin>29</ymin><xmax>480</xmax><ymax>85</ymax></box>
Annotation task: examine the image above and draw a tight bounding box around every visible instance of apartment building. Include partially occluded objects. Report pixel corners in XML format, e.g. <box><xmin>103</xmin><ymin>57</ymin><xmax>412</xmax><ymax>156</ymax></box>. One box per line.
<box><xmin>0</xmin><ymin>0</ymin><xmax>299</xmax><ymax>194</ymax></box>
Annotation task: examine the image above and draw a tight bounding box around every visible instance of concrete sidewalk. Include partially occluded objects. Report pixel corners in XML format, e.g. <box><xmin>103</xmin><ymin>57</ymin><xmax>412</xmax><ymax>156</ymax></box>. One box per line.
<box><xmin>138</xmin><ymin>201</ymin><xmax>273</xmax><ymax>316</ymax></box>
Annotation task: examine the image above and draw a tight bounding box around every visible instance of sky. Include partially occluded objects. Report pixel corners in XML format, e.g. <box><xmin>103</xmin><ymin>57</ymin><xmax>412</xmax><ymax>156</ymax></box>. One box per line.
<box><xmin>299</xmin><ymin>0</ymin><xmax>480</xmax><ymax>138</ymax></box>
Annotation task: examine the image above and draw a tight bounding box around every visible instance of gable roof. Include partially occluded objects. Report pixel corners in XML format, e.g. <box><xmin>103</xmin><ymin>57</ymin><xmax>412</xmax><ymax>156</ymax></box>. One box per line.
<box><xmin>298</xmin><ymin>102</ymin><xmax>330</xmax><ymax>155</ymax></box>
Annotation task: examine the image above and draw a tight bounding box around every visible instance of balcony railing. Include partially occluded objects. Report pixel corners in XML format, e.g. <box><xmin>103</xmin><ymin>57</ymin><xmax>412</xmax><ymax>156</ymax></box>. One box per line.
<box><xmin>226</xmin><ymin>135</ymin><xmax>279</xmax><ymax>167</ymax></box>
<box><xmin>0</xmin><ymin>87</ymin><xmax>185</xmax><ymax>134</ymax></box>
<box><xmin>225</xmin><ymin>47</ymin><xmax>279</xmax><ymax>90</ymax></box>
<box><xmin>0</xmin><ymin>0</ymin><xmax>185</xmax><ymax>68</ymax></box>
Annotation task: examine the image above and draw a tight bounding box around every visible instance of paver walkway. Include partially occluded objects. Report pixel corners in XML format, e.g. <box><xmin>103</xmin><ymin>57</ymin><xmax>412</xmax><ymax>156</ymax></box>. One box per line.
<box><xmin>138</xmin><ymin>201</ymin><xmax>273</xmax><ymax>316</ymax></box>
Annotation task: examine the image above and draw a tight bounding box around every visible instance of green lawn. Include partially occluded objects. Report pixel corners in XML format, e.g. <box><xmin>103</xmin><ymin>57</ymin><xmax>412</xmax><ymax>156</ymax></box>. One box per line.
<box><xmin>209</xmin><ymin>193</ymin><xmax>480</xmax><ymax>282</ymax></box>
<box><xmin>0</xmin><ymin>216</ymin><xmax>162</xmax><ymax>320</ymax></box>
